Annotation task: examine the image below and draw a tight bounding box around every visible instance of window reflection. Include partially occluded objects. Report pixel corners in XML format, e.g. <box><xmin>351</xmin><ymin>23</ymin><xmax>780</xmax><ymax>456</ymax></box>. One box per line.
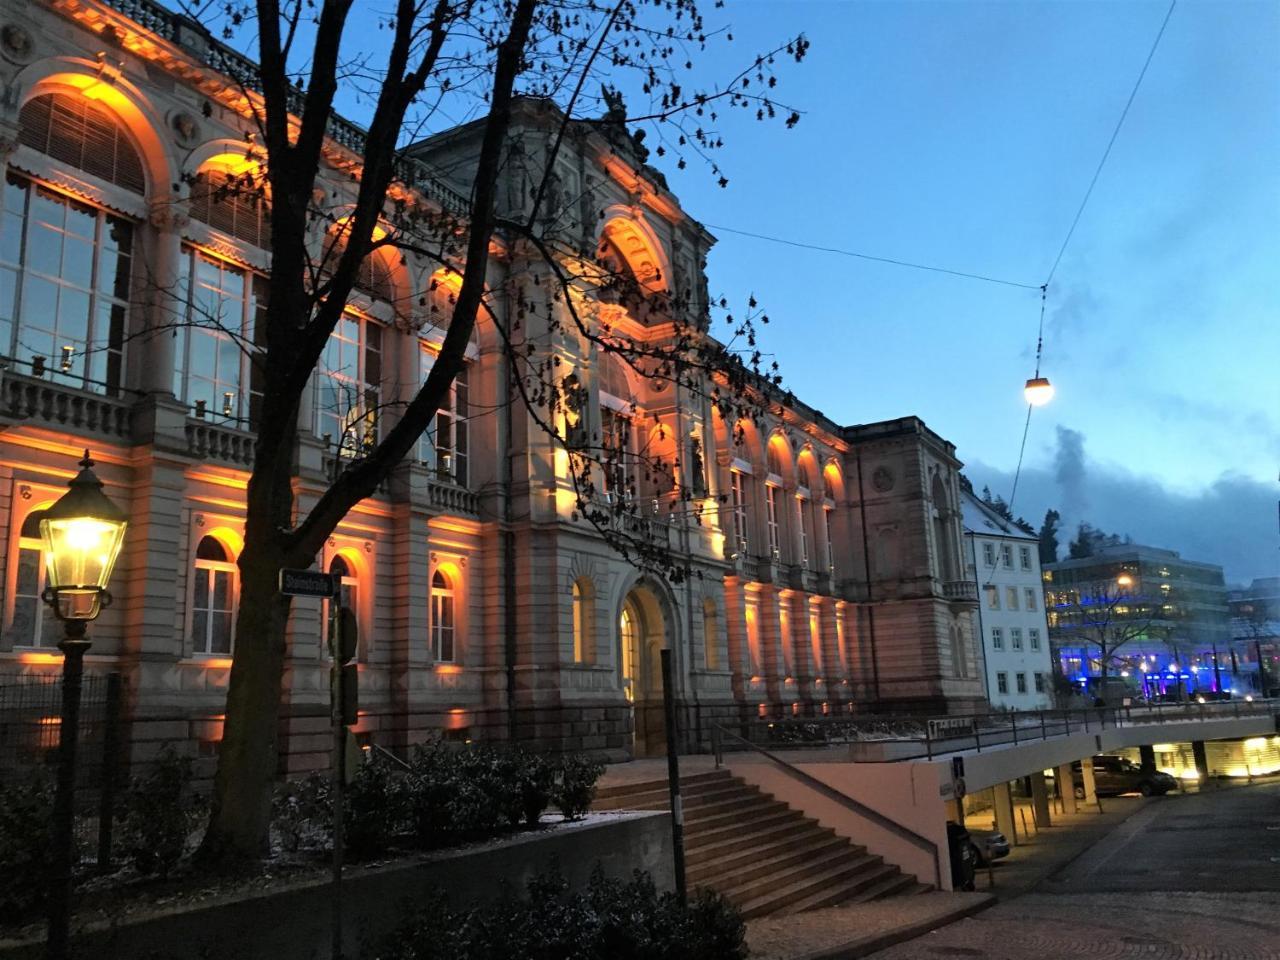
<box><xmin>0</xmin><ymin>175</ymin><xmax>131</xmax><ymax>395</ymax></box>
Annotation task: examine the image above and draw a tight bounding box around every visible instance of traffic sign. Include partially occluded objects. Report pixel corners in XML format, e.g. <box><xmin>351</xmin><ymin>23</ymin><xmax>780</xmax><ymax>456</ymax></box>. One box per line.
<box><xmin>279</xmin><ymin>568</ymin><xmax>340</xmax><ymax>598</ymax></box>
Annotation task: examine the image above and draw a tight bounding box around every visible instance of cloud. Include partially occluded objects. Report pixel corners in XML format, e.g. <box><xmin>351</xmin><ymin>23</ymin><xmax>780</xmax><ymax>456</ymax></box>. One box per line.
<box><xmin>964</xmin><ymin>426</ymin><xmax>1278</xmax><ymax>585</ymax></box>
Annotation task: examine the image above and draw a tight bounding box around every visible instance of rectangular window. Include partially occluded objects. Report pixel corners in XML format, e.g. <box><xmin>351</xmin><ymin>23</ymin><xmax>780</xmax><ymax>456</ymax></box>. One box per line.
<box><xmin>766</xmin><ymin>485</ymin><xmax>780</xmax><ymax>560</ymax></box>
<box><xmin>1034</xmin><ymin>672</ymin><xmax>1046</xmax><ymax>693</ymax></box>
<box><xmin>1025</xmin><ymin>587</ymin><xmax>1038</xmax><ymax>611</ymax></box>
<box><xmin>982</xmin><ymin>542</ymin><xmax>995</xmax><ymax>567</ymax></box>
<box><xmin>192</xmin><ymin>563</ymin><xmax>235</xmax><ymax>655</ymax></box>
<box><xmin>0</xmin><ymin>175</ymin><xmax>131</xmax><ymax>395</ymax></box>
<box><xmin>824</xmin><ymin>507</ymin><xmax>835</xmax><ymax>573</ymax></box>
<box><xmin>997</xmin><ymin>672</ymin><xmax>1008</xmax><ymax>695</ymax></box>
<box><xmin>1006</xmin><ymin>586</ymin><xmax>1019</xmax><ymax>610</ymax></box>
<box><xmin>796</xmin><ymin>497</ymin><xmax>809</xmax><ymax>568</ymax></box>
<box><xmin>173</xmin><ymin>248</ymin><xmax>266</xmax><ymax>426</ymax></box>
<box><xmin>1001</xmin><ymin>544</ymin><xmax>1013</xmax><ymax>569</ymax></box>
<box><xmin>991</xmin><ymin>627</ymin><xmax>1003</xmax><ymax>650</ymax></box>
<box><xmin>1016</xmin><ymin>672</ymin><xmax>1027</xmax><ymax>694</ymax></box>
<box><xmin>985</xmin><ymin>585</ymin><xmax>999</xmax><ymax>610</ymax></box>
<box><xmin>1029</xmin><ymin>628</ymin><xmax>1041</xmax><ymax>650</ymax></box>
<box><xmin>316</xmin><ymin>313</ymin><xmax>382</xmax><ymax>457</ymax></box>
<box><xmin>418</xmin><ymin>347</ymin><xmax>469</xmax><ymax>485</ymax></box>
<box><xmin>1011</xmin><ymin>627</ymin><xmax>1023</xmax><ymax>650</ymax></box>
<box><xmin>600</xmin><ymin>407</ymin><xmax>631</xmax><ymax>499</ymax></box>
<box><xmin>730</xmin><ymin>470</ymin><xmax>749</xmax><ymax>553</ymax></box>
<box><xmin>11</xmin><ymin>536</ymin><xmax>58</xmax><ymax>648</ymax></box>
<box><xmin>1019</xmin><ymin>546</ymin><xmax>1032</xmax><ymax>570</ymax></box>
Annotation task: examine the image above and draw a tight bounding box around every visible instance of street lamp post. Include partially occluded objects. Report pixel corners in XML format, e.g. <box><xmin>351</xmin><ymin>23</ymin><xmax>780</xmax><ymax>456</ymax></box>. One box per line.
<box><xmin>38</xmin><ymin>452</ymin><xmax>128</xmax><ymax>960</ymax></box>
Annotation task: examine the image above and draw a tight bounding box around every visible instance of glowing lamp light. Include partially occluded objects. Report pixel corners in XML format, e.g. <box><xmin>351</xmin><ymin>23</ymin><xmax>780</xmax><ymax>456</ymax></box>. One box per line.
<box><xmin>39</xmin><ymin>451</ymin><xmax>128</xmax><ymax>622</ymax></box>
<box><xmin>1024</xmin><ymin>376</ymin><xmax>1054</xmax><ymax>406</ymax></box>
<box><xmin>1116</xmin><ymin>573</ymin><xmax>1134</xmax><ymax>588</ymax></box>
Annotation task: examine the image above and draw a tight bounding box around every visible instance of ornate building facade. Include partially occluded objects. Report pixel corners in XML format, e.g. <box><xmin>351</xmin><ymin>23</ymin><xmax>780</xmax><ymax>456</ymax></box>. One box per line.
<box><xmin>0</xmin><ymin>0</ymin><xmax>984</xmax><ymax>771</ymax></box>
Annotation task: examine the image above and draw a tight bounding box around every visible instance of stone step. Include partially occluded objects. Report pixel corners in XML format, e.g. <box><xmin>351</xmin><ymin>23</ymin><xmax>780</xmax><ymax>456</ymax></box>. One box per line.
<box><xmin>689</xmin><ymin>831</ymin><xmax>855</xmax><ymax>889</ymax></box>
<box><xmin>593</xmin><ymin>769</ymin><xmax>730</xmax><ymax>803</ymax></box>
<box><xmin>732</xmin><ymin>856</ymin><xmax>897</xmax><ymax>919</ymax></box>
<box><xmin>723</xmin><ymin>847</ymin><xmax>883</xmax><ymax>909</ymax></box>
<box><xmin>686</xmin><ymin>798</ymin><xmax>793</xmax><ymax>834</ymax></box>
<box><xmin>776</xmin><ymin>864</ymin><xmax>918</xmax><ymax>916</ymax></box>
<box><xmin>592</xmin><ymin>780</ymin><xmax>753</xmax><ymax>813</ymax></box>
<box><xmin>685</xmin><ymin>816</ymin><xmax>819</xmax><ymax>865</ymax></box>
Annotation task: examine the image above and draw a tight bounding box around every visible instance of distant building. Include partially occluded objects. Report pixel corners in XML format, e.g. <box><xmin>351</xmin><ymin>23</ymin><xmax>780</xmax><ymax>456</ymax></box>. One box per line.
<box><xmin>961</xmin><ymin>491</ymin><xmax>1053</xmax><ymax>710</ymax></box>
<box><xmin>1228</xmin><ymin>577</ymin><xmax>1280</xmax><ymax>698</ymax></box>
<box><xmin>1044</xmin><ymin>545</ymin><xmax>1231</xmax><ymax>700</ymax></box>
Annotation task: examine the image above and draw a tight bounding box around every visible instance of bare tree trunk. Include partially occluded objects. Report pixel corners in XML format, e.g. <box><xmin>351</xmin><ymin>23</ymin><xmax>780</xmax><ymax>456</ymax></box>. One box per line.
<box><xmin>201</xmin><ymin>533</ymin><xmax>292</xmax><ymax>863</ymax></box>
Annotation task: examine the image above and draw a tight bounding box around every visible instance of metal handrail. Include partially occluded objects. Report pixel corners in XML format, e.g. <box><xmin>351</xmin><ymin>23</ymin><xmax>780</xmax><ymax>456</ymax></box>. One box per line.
<box><xmin>727</xmin><ymin>697</ymin><xmax>1278</xmax><ymax>761</ymax></box>
<box><xmin>711</xmin><ymin>722</ymin><xmax>943</xmax><ymax>889</ymax></box>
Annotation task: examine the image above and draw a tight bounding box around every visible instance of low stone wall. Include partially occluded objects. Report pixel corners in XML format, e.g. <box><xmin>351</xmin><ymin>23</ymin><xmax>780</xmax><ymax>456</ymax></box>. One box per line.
<box><xmin>0</xmin><ymin>812</ymin><xmax>672</xmax><ymax>960</ymax></box>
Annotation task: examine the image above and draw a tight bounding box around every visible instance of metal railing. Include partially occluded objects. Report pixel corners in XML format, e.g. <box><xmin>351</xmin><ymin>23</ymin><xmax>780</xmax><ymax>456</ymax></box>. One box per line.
<box><xmin>724</xmin><ymin>698</ymin><xmax>1280</xmax><ymax>763</ymax></box>
<box><xmin>710</xmin><ymin>722</ymin><xmax>943</xmax><ymax>889</ymax></box>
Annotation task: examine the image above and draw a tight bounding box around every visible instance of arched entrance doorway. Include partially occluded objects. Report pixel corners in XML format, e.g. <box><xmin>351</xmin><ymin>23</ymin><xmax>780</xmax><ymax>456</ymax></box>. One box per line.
<box><xmin>619</xmin><ymin>582</ymin><xmax>670</xmax><ymax>757</ymax></box>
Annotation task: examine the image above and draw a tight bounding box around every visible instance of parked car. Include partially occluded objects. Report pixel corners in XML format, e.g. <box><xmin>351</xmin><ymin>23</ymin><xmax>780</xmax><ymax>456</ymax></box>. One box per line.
<box><xmin>1072</xmin><ymin>755</ymin><xmax>1178</xmax><ymax>798</ymax></box>
<box><xmin>968</xmin><ymin>828</ymin><xmax>1010</xmax><ymax>866</ymax></box>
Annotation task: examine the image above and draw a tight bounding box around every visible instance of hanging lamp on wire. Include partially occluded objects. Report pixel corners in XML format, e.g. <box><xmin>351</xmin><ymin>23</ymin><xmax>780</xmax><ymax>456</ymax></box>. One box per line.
<box><xmin>1024</xmin><ymin>285</ymin><xmax>1054</xmax><ymax>406</ymax></box>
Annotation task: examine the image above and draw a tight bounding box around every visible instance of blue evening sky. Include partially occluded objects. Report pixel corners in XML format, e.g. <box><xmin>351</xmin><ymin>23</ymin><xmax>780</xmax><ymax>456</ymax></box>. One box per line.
<box><xmin>207</xmin><ymin>0</ymin><xmax>1279</xmax><ymax>579</ymax></box>
<box><xmin>644</xmin><ymin>0</ymin><xmax>1279</xmax><ymax>579</ymax></box>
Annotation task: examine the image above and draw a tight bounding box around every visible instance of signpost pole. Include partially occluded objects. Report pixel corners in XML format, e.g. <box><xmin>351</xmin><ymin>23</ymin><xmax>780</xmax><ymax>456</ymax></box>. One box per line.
<box><xmin>330</xmin><ymin>591</ymin><xmax>344</xmax><ymax>960</ymax></box>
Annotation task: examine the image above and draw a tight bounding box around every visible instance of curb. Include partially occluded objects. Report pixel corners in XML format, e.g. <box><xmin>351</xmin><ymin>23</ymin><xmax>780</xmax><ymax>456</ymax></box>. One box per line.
<box><xmin>792</xmin><ymin>893</ymin><xmax>997</xmax><ymax>960</ymax></box>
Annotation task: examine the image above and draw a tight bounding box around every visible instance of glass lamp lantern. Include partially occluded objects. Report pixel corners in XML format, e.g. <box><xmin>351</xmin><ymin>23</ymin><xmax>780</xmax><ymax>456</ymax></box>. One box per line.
<box><xmin>1024</xmin><ymin>376</ymin><xmax>1054</xmax><ymax>407</ymax></box>
<box><xmin>39</xmin><ymin>451</ymin><xmax>128</xmax><ymax>622</ymax></box>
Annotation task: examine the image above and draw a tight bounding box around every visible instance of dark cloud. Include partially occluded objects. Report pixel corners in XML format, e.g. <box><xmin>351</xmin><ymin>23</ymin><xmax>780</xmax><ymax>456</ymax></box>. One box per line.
<box><xmin>964</xmin><ymin>426</ymin><xmax>1278</xmax><ymax>586</ymax></box>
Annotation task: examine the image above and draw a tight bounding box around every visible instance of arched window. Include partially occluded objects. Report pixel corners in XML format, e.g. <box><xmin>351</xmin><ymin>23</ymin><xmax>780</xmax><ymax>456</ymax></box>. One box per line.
<box><xmin>192</xmin><ymin>535</ymin><xmax>236</xmax><ymax>655</ymax></box>
<box><xmin>189</xmin><ymin>169</ymin><xmax>269</xmax><ymax>249</ymax></box>
<box><xmin>430</xmin><ymin>569</ymin><xmax>456</xmax><ymax>662</ymax></box>
<box><xmin>797</xmin><ymin>461</ymin><xmax>811</xmax><ymax>493</ymax></box>
<box><xmin>10</xmin><ymin>508</ymin><xmax>58</xmax><ymax>648</ymax></box>
<box><xmin>0</xmin><ymin>174</ymin><xmax>133</xmax><ymax>395</ymax></box>
<box><xmin>323</xmin><ymin>554</ymin><xmax>358</xmax><ymax>658</ymax></box>
<box><xmin>809</xmin><ymin>609</ymin><xmax>824</xmax><ymax>676</ymax></box>
<box><xmin>744</xmin><ymin>603</ymin><xmax>762</xmax><ymax>676</ymax></box>
<box><xmin>572</xmin><ymin>579</ymin><xmax>595</xmax><ymax>664</ymax></box>
<box><xmin>325</xmin><ymin>226</ymin><xmax>397</xmax><ymax>306</ymax></box>
<box><xmin>702</xmin><ymin>598</ymin><xmax>719</xmax><ymax>670</ymax></box>
<box><xmin>19</xmin><ymin>93</ymin><xmax>146</xmax><ymax>195</ymax></box>
<box><xmin>950</xmin><ymin>625</ymin><xmax>967</xmax><ymax>679</ymax></box>
<box><xmin>619</xmin><ymin>604</ymin><xmax>638</xmax><ymax>701</ymax></box>
<box><xmin>766</xmin><ymin>442</ymin><xmax>784</xmax><ymax>479</ymax></box>
<box><xmin>315</xmin><ymin>312</ymin><xmax>382</xmax><ymax>458</ymax></box>
<box><xmin>418</xmin><ymin>347</ymin><xmax>469</xmax><ymax>485</ymax></box>
<box><xmin>173</xmin><ymin>248</ymin><xmax>267</xmax><ymax>424</ymax></box>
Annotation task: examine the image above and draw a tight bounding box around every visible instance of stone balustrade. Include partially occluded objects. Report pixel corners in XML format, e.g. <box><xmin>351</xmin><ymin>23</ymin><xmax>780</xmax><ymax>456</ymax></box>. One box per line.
<box><xmin>1</xmin><ymin>371</ymin><xmax>132</xmax><ymax>440</ymax></box>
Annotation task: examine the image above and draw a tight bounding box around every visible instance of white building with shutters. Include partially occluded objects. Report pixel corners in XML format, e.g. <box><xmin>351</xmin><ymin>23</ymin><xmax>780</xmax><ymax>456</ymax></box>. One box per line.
<box><xmin>962</xmin><ymin>490</ymin><xmax>1053</xmax><ymax>711</ymax></box>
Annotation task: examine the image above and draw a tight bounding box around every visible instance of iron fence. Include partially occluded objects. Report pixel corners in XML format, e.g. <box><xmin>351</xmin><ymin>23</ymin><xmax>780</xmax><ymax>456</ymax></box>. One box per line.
<box><xmin>0</xmin><ymin>671</ymin><xmax>125</xmax><ymax>870</ymax></box>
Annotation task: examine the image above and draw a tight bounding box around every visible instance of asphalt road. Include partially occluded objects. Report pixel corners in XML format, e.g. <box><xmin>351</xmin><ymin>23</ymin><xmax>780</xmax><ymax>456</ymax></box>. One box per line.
<box><xmin>870</xmin><ymin>782</ymin><xmax>1280</xmax><ymax>960</ymax></box>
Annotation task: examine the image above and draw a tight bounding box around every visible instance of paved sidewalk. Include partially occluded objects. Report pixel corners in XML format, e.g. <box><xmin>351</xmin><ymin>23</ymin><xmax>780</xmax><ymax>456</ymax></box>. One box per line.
<box><xmin>745</xmin><ymin>892</ymin><xmax>994</xmax><ymax>960</ymax></box>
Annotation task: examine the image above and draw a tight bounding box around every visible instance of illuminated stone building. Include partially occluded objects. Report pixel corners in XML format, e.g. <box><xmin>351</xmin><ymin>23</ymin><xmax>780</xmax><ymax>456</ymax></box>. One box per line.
<box><xmin>0</xmin><ymin>0</ymin><xmax>984</xmax><ymax>770</ymax></box>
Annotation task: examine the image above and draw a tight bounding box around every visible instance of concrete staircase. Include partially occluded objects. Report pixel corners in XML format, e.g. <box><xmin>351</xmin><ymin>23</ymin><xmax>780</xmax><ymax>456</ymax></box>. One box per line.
<box><xmin>593</xmin><ymin>768</ymin><xmax>927</xmax><ymax>918</ymax></box>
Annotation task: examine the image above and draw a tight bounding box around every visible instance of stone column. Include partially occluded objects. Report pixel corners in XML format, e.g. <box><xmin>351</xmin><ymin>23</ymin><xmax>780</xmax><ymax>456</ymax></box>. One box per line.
<box><xmin>1029</xmin><ymin>770</ymin><xmax>1051</xmax><ymax>828</ymax></box>
<box><xmin>142</xmin><ymin>203</ymin><xmax>188</xmax><ymax>395</ymax></box>
<box><xmin>992</xmin><ymin>781</ymin><xmax>1018</xmax><ymax>843</ymax></box>
<box><xmin>1057</xmin><ymin>764</ymin><xmax>1078</xmax><ymax>814</ymax></box>
<box><xmin>1079</xmin><ymin>759</ymin><xmax>1098</xmax><ymax>807</ymax></box>
<box><xmin>1192</xmin><ymin>740</ymin><xmax>1209</xmax><ymax>782</ymax></box>
<box><xmin>1139</xmin><ymin>743</ymin><xmax>1157</xmax><ymax>772</ymax></box>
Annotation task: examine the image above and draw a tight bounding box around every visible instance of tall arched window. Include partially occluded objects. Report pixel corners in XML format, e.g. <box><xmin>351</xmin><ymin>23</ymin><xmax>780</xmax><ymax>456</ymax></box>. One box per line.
<box><xmin>323</xmin><ymin>554</ymin><xmax>358</xmax><ymax>658</ymax></box>
<box><xmin>430</xmin><ymin>569</ymin><xmax>456</xmax><ymax>662</ymax></box>
<box><xmin>702</xmin><ymin>598</ymin><xmax>719</xmax><ymax>670</ymax></box>
<box><xmin>418</xmin><ymin>346</ymin><xmax>469</xmax><ymax>485</ymax></box>
<box><xmin>0</xmin><ymin>175</ymin><xmax>133</xmax><ymax>395</ymax></box>
<box><xmin>619</xmin><ymin>604</ymin><xmax>638</xmax><ymax>701</ymax></box>
<box><xmin>189</xmin><ymin>168</ymin><xmax>269</xmax><ymax>249</ymax></box>
<box><xmin>10</xmin><ymin>508</ymin><xmax>58</xmax><ymax>648</ymax></box>
<box><xmin>173</xmin><ymin>248</ymin><xmax>267</xmax><ymax>425</ymax></box>
<box><xmin>192</xmin><ymin>535</ymin><xmax>236</xmax><ymax>655</ymax></box>
<box><xmin>572</xmin><ymin>578</ymin><xmax>595</xmax><ymax>664</ymax></box>
<box><xmin>18</xmin><ymin>93</ymin><xmax>146</xmax><ymax>194</ymax></box>
<box><xmin>315</xmin><ymin>312</ymin><xmax>382</xmax><ymax>457</ymax></box>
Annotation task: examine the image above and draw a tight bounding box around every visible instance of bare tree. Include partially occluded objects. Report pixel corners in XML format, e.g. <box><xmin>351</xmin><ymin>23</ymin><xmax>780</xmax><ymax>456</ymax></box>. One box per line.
<box><xmin>182</xmin><ymin>0</ymin><xmax>808</xmax><ymax>866</ymax></box>
<box><xmin>1049</xmin><ymin>578</ymin><xmax>1160</xmax><ymax>689</ymax></box>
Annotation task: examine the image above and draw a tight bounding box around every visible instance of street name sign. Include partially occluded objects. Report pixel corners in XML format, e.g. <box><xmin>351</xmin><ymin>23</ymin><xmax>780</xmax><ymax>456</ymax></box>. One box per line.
<box><xmin>279</xmin><ymin>568</ymin><xmax>340</xmax><ymax>598</ymax></box>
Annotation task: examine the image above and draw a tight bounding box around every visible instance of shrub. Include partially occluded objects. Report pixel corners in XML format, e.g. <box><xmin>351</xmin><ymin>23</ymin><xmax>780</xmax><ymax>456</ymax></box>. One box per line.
<box><xmin>272</xmin><ymin>772</ymin><xmax>331</xmax><ymax>854</ymax></box>
<box><xmin>553</xmin><ymin>754</ymin><xmax>604</xmax><ymax>821</ymax></box>
<box><xmin>512</xmin><ymin>750</ymin><xmax>555</xmax><ymax>826</ymax></box>
<box><xmin>345</xmin><ymin>754</ymin><xmax>409</xmax><ymax>860</ymax></box>
<box><xmin>372</xmin><ymin>866</ymin><xmax>747</xmax><ymax>960</ymax></box>
<box><xmin>0</xmin><ymin>771</ymin><xmax>55</xmax><ymax>924</ymax></box>
<box><xmin>119</xmin><ymin>745</ymin><xmax>195</xmax><ymax>877</ymax></box>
